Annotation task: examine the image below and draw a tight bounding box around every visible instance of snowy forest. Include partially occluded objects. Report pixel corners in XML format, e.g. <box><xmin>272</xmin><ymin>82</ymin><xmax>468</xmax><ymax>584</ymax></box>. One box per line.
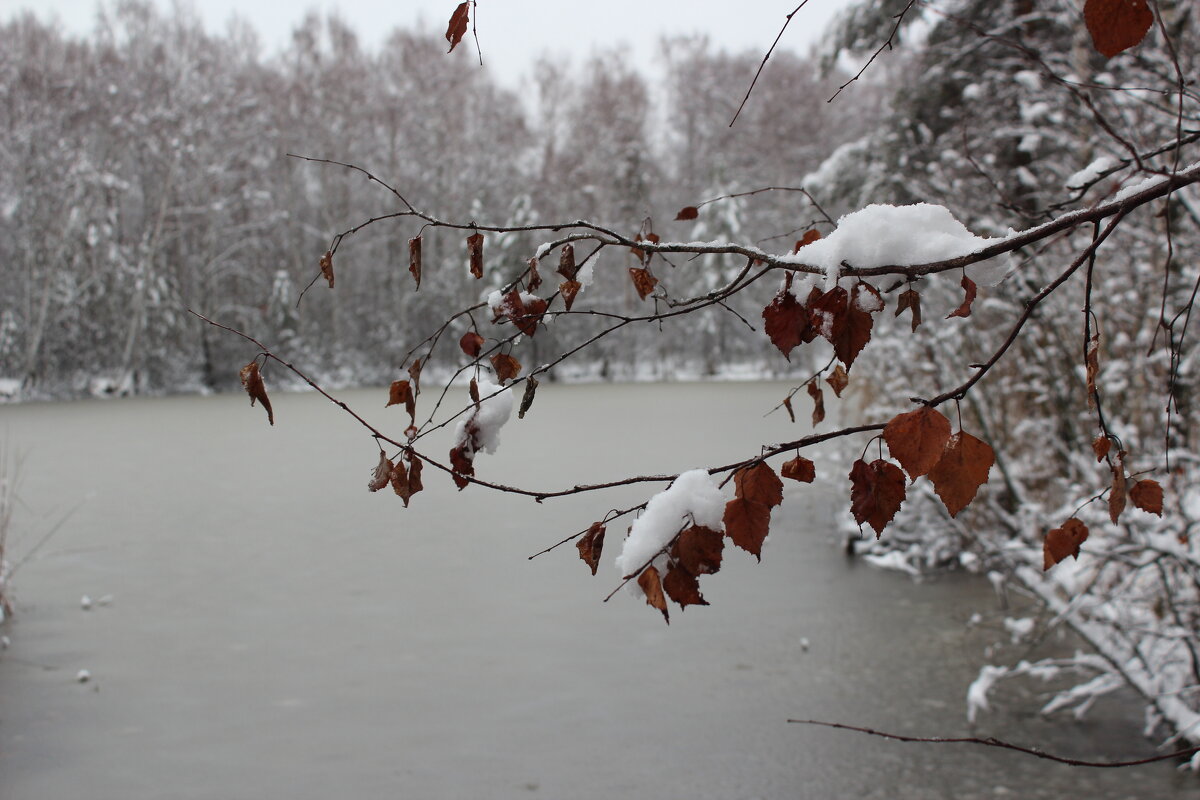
<box><xmin>5</xmin><ymin>0</ymin><xmax>1200</xmax><ymax>779</ymax></box>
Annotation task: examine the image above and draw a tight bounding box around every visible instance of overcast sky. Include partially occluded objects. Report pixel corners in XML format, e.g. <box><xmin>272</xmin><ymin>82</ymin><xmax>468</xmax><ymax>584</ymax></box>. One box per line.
<box><xmin>1</xmin><ymin>0</ymin><xmax>844</xmax><ymax>87</ymax></box>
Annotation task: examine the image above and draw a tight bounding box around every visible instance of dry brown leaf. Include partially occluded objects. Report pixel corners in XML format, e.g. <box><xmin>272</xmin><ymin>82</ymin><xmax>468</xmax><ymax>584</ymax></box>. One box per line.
<box><xmin>557</xmin><ymin>244</ymin><xmax>577</xmax><ymax>280</ymax></box>
<box><xmin>518</xmin><ymin>376</ymin><xmax>538</xmax><ymax>420</ymax></box>
<box><xmin>734</xmin><ymin>462</ymin><xmax>784</xmax><ymax>508</ymax></box>
<box><xmin>445</xmin><ymin>1</ymin><xmax>470</xmax><ymax>52</ymax></box>
<box><xmin>672</xmin><ymin>526</ymin><xmax>724</xmax><ymax>576</ymax></box>
<box><xmin>783</xmin><ymin>395</ymin><xmax>795</xmax><ymax>423</ymax></box>
<box><xmin>826</xmin><ymin>364</ymin><xmax>849</xmax><ymax>398</ymax></box>
<box><xmin>1109</xmin><ymin>455</ymin><xmax>1128</xmax><ymax>524</ymax></box>
<box><xmin>319</xmin><ymin>250</ymin><xmax>334</xmax><ymax>288</ymax></box>
<box><xmin>1043</xmin><ymin>518</ymin><xmax>1089</xmax><ymax>570</ymax></box>
<box><xmin>676</xmin><ymin>206</ymin><xmax>699</xmax><ymax>221</ymax></box>
<box><xmin>408</xmin><ymin>358</ymin><xmax>423</xmax><ymax>396</ymax></box>
<box><xmin>781</xmin><ymin>456</ymin><xmax>816</xmax><ymax>483</ymax></box>
<box><xmin>883</xmin><ymin>406</ymin><xmax>952</xmax><ymax>480</ymax></box>
<box><xmin>946</xmin><ymin>275</ymin><xmax>977</xmax><ymax>319</ymax></box>
<box><xmin>807</xmin><ymin>380</ymin><xmax>825</xmax><ymax>426</ymax></box>
<box><xmin>449</xmin><ymin>443</ymin><xmax>474</xmax><ymax>490</ymax></box>
<box><xmin>490</xmin><ymin>353</ymin><xmax>521</xmax><ymax>383</ymax></box>
<box><xmin>629</xmin><ymin>268</ymin><xmax>658</xmax><ymax>300</ymax></box>
<box><xmin>386</xmin><ymin>379</ymin><xmax>416</xmax><ymax>423</ymax></box>
<box><xmin>638</xmin><ymin>566</ymin><xmax>669</xmax><ymax>623</ymax></box>
<box><xmin>469</xmin><ymin>377</ymin><xmax>480</xmax><ymax>407</ymax></box>
<box><xmin>793</xmin><ymin>229</ymin><xmax>822</xmax><ymax>252</ymax></box>
<box><xmin>576</xmin><ymin>522</ymin><xmax>605</xmax><ymax>576</ymax></box>
<box><xmin>467</xmin><ymin>232</ymin><xmax>484</xmax><ymax>279</ymax></box>
<box><xmin>407</xmin><ymin>455</ymin><xmax>424</xmax><ymax>497</ymax></box>
<box><xmin>849</xmin><ymin>458</ymin><xmax>907</xmax><ymax>538</ymax></box>
<box><xmin>527</xmin><ymin>257</ymin><xmax>542</xmax><ymax>293</ymax></box>
<box><xmin>389</xmin><ymin>458</ymin><xmax>412</xmax><ymax>506</ymax></box>
<box><xmin>1084</xmin><ymin>0</ymin><xmax>1153</xmax><ymax>58</ymax></box>
<box><xmin>1092</xmin><ymin>435</ymin><xmax>1111</xmax><ymax>463</ymax></box>
<box><xmin>896</xmin><ymin>287</ymin><xmax>922</xmax><ymax>332</ymax></box>
<box><xmin>408</xmin><ymin>236</ymin><xmax>422</xmax><ymax>289</ymax></box>
<box><xmin>928</xmin><ymin>432</ymin><xmax>994</xmax><ymax>518</ymax></box>
<box><xmin>369</xmin><ymin>451</ymin><xmax>393</xmax><ymax>492</ymax></box>
<box><xmin>1129</xmin><ymin>479</ymin><xmax>1163</xmax><ymax>516</ymax></box>
<box><xmin>723</xmin><ymin>497</ymin><xmax>771</xmax><ymax>560</ymax></box>
<box><xmin>239</xmin><ymin>361</ymin><xmax>274</xmax><ymax>425</ymax></box>
<box><xmin>1086</xmin><ymin>330</ymin><xmax>1100</xmax><ymax>409</ymax></box>
<box><xmin>460</xmin><ymin>331</ymin><xmax>485</xmax><ymax>358</ymax></box>
<box><xmin>560</xmin><ymin>280</ymin><xmax>581</xmax><ymax>311</ymax></box>
<box><xmin>663</xmin><ymin>563</ymin><xmax>708</xmax><ymax>609</ymax></box>
<box><xmin>762</xmin><ymin>289</ymin><xmax>808</xmax><ymax>360</ymax></box>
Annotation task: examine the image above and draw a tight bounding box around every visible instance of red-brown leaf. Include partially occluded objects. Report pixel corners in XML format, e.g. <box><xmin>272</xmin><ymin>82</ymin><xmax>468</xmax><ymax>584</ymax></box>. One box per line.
<box><xmin>408</xmin><ymin>236</ymin><xmax>422</xmax><ymax>289</ymax></box>
<box><xmin>239</xmin><ymin>361</ymin><xmax>274</xmax><ymax>425</ymax></box>
<box><xmin>675</xmin><ymin>206</ymin><xmax>699</xmax><ymax>221</ymax></box>
<box><xmin>629</xmin><ymin>268</ymin><xmax>658</xmax><ymax>300</ymax></box>
<box><xmin>449</xmin><ymin>444</ymin><xmax>474</xmax><ymax>490</ymax></box>
<box><xmin>849</xmin><ymin>458</ymin><xmax>907</xmax><ymax>537</ymax></box>
<box><xmin>1086</xmin><ymin>331</ymin><xmax>1101</xmax><ymax>409</ymax></box>
<box><xmin>469</xmin><ymin>377</ymin><xmax>480</xmax><ymax>407</ymax></box>
<box><xmin>558</xmin><ymin>244</ymin><xmax>577</xmax><ymax>281</ymax></box>
<box><xmin>793</xmin><ymin>229</ymin><xmax>822</xmax><ymax>252</ymax></box>
<box><xmin>781</xmin><ymin>456</ymin><xmax>816</xmax><ymax>483</ymax></box>
<box><xmin>1043</xmin><ymin>518</ymin><xmax>1089</xmax><ymax>570</ymax></box>
<box><xmin>560</xmin><ymin>280</ymin><xmax>581</xmax><ymax>311</ymax></box>
<box><xmin>319</xmin><ymin>250</ymin><xmax>334</xmax><ymax>288</ymax></box>
<box><xmin>467</xmin><ymin>232</ymin><xmax>484</xmax><ymax>279</ymax></box>
<box><xmin>389</xmin><ymin>458</ymin><xmax>412</xmax><ymax>506</ymax></box>
<box><xmin>734</xmin><ymin>462</ymin><xmax>784</xmax><ymax>508</ymax></box>
<box><xmin>783</xmin><ymin>395</ymin><xmax>795</xmax><ymax>423</ymax></box>
<box><xmin>807</xmin><ymin>380</ymin><xmax>825</xmax><ymax>426</ymax></box>
<box><xmin>1084</xmin><ymin>0</ymin><xmax>1153</xmax><ymax>58</ymax></box>
<box><xmin>673</xmin><ymin>525</ymin><xmax>724</xmax><ymax>575</ymax></box>
<box><xmin>928</xmin><ymin>432</ymin><xmax>994</xmax><ymax>517</ymax></box>
<box><xmin>369</xmin><ymin>451</ymin><xmax>393</xmax><ymax>493</ymax></box>
<box><xmin>811</xmin><ymin>286</ymin><xmax>873</xmax><ymax>368</ymax></box>
<box><xmin>386</xmin><ymin>379</ymin><xmax>416</xmax><ymax>423</ymax></box>
<box><xmin>638</xmin><ymin>566</ymin><xmax>669</xmax><ymax>623</ymax></box>
<box><xmin>577</xmin><ymin>522</ymin><xmax>605</xmax><ymax>576</ymax></box>
<box><xmin>407</xmin><ymin>455</ymin><xmax>424</xmax><ymax>497</ymax></box>
<box><xmin>1129</xmin><ymin>479</ymin><xmax>1163</xmax><ymax>516</ymax></box>
<box><xmin>896</xmin><ymin>288</ymin><xmax>922</xmax><ymax>332</ymax></box>
<box><xmin>445</xmin><ymin>1</ymin><xmax>470</xmax><ymax>53</ymax></box>
<box><xmin>490</xmin><ymin>353</ymin><xmax>521</xmax><ymax>383</ymax></box>
<box><xmin>946</xmin><ymin>275</ymin><xmax>977</xmax><ymax>319</ymax></box>
<box><xmin>663</xmin><ymin>563</ymin><xmax>708</xmax><ymax>609</ymax></box>
<box><xmin>883</xmin><ymin>406</ymin><xmax>952</xmax><ymax>480</ymax></box>
<box><xmin>527</xmin><ymin>257</ymin><xmax>542</xmax><ymax>293</ymax></box>
<box><xmin>826</xmin><ymin>364</ymin><xmax>849</xmax><ymax>398</ymax></box>
<box><xmin>723</xmin><ymin>498</ymin><xmax>771</xmax><ymax>560</ymax></box>
<box><xmin>1092</xmin><ymin>435</ymin><xmax>1111</xmax><ymax>463</ymax></box>
<box><xmin>460</xmin><ymin>331</ymin><xmax>484</xmax><ymax>358</ymax></box>
<box><xmin>1109</xmin><ymin>457</ymin><xmax>1128</xmax><ymax>524</ymax></box>
<box><xmin>762</xmin><ymin>289</ymin><xmax>808</xmax><ymax>360</ymax></box>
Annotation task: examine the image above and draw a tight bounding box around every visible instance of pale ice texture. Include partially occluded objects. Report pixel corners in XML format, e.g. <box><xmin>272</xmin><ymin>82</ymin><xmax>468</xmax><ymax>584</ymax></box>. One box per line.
<box><xmin>614</xmin><ymin>469</ymin><xmax>725</xmax><ymax>579</ymax></box>
<box><xmin>452</xmin><ymin>376</ymin><xmax>512</xmax><ymax>456</ymax></box>
<box><xmin>782</xmin><ymin>203</ymin><xmax>999</xmax><ymax>286</ymax></box>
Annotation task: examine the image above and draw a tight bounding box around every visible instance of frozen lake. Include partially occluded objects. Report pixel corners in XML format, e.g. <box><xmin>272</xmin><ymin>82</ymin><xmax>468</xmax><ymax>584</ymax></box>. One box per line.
<box><xmin>1</xmin><ymin>382</ymin><xmax>1196</xmax><ymax>798</ymax></box>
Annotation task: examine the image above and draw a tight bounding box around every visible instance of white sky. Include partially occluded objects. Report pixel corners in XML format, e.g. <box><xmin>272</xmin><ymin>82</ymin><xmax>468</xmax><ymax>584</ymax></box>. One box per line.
<box><xmin>0</xmin><ymin>0</ymin><xmax>844</xmax><ymax>87</ymax></box>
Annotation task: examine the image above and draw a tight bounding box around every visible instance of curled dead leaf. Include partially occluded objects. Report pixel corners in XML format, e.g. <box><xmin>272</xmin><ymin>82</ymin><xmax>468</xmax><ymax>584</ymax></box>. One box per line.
<box><xmin>239</xmin><ymin>361</ymin><xmax>274</xmax><ymax>425</ymax></box>
<box><xmin>445</xmin><ymin>1</ymin><xmax>470</xmax><ymax>53</ymax></box>
<box><xmin>386</xmin><ymin>379</ymin><xmax>416</xmax><ymax>424</ymax></box>
<box><xmin>560</xmin><ymin>279</ymin><xmax>581</xmax><ymax>311</ymax></box>
<box><xmin>319</xmin><ymin>250</ymin><xmax>334</xmax><ymax>288</ymax></box>
<box><xmin>629</xmin><ymin>268</ymin><xmax>658</xmax><ymax>300</ymax></box>
<box><xmin>1092</xmin><ymin>435</ymin><xmax>1111</xmax><ymax>463</ymax></box>
<box><xmin>527</xmin><ymin>257</ymin><xmax>542</xmax><ymax>293</ymax></box>
<box><xmin>408</xmin><ymin>236</ymin><xmax>422</xmax><ymax>289</ymax></box>
<box><xmin>577</xmin><ymin>522</ymin><xmax>605</xmax><ymax>576</ymax></box>
<box><xmin>946</xmin><ymin>275</ymin><xmax>977</xmax><ymax>319</ymax></box>
<box><xmin>826</xmin><ymin>364</ymin><xmax>849</xmax><ymax>398</ymax></box>
<box><xmin>558</xmin><ymin>244</ymin><xmax>577</xmax><ymax>281</ymax></box>
<box><xmin>781</xmin><ymin>456</ymin><xmax>816</xmax><ymax>483</ymax></box>
<box><xmin>807</xmin><ymin>380</ymin><xmax>825</xmax><ymax>426</ymax></box>
<box><xmin>896</xmin><ymin>287</ymin><xmax>922</xmax><ymax>332</ymax></box>
<box><xmin>369</xmin><ymin>451</ymin><xmax>393</xmax><ymax>493</ymax></box>
<box><xmin>467</xmin><ymin>232</ymin><xmax>484</xmax><ymax>279</ymax></box>
<box><xmin>638</xmin><ymin>566</ymin><xmax>669</xmax><ymax>623</ymax></box>
<box><xmin>518</xmin><ymin>376</ymin><xmax>538</xmax><ymax>420</ymax></box>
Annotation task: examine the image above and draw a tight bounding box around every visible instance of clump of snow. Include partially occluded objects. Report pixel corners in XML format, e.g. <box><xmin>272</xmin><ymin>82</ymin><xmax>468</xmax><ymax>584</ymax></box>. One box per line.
<box><xmin>967</xmin><ymin>665</ymin><xmax>1007</xmax><ymax>723</ymax></box>
<box><xmin>1003</xmin><ymin>616</ymin><xmax>1035</xmax><ymax>643</ymax></box>
<box><xmin>1065</xmin><ymin>157</ymin><xmax>1115</xmax><ymax>190</ymax></box>
<box><xmin>80</xmin><ymin>595</ymin><xmax>93</xmax><ymax>610</ymax></box>
<box><xmin>614</xmin><ymin>469</ymin><xmax>725</xmax><ymax>579</ymax></box>
<box><xmin>452</xmin><ymin>376</ymin><xmax>512</xmax><ymax>456</ymax></box>
<box><xmin>782</xmin><ymin>204</ymin><xmax>998</xmax><ymax>285</ymax></box>
<box><xmin>961</xmin><ymin>83</ymin><xmax>982</xmax><ymax>101</ymax></box>
<box><xmin>76</xmin><ymin>669</ymin><xmax>92</xmax><ymax>683</ymax></box>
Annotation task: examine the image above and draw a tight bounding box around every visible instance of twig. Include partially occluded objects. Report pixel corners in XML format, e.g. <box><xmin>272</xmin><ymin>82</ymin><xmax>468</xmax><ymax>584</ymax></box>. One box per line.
<box><xmin>788</xmin><ymin>719</ymin><xmax>1200</xmax><ymax>768</ymax></box>
<box><xmin>730</xmin><ymin>1</ymin><xmax>813</xmax><ymax>127</ymax></box>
